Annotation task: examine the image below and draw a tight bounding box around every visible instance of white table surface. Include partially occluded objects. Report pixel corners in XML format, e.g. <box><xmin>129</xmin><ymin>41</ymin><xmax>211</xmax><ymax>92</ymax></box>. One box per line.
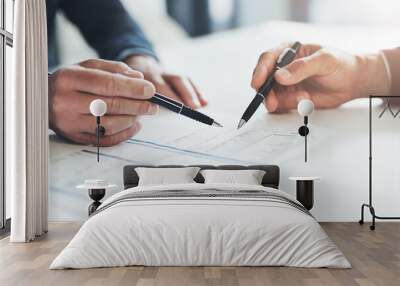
<box><xmin>289</xmin><ymin>177</ymin><xmax>320</xmax><ymax>181</ymax></box>
<box><xmin>76</xmin><ymin>185</ymin><xmax>118</xmax><ymax>191</ymax></box>
<box><xmin>49</xmin><ymin>21</ymin><xmax>400</xmax><ymax>221</ymax></box>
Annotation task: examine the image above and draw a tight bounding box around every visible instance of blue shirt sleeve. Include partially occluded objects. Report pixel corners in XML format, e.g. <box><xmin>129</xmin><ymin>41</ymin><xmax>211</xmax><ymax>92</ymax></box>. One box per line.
<box><xmin>59</xmin><ymin>0</ymin><xmax>158</xmax><ymax>61</ymax></box>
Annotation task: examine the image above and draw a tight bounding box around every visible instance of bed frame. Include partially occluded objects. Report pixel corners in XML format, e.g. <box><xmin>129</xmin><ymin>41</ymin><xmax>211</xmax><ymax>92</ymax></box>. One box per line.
<box><xmin>123</xmin><ymin>165</ymin><xmax>280</xmax><ymax>189</ymax></box>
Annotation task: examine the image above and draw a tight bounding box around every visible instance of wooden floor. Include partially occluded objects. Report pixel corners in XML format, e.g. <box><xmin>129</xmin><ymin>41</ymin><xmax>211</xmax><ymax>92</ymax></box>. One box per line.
<box><xmin>0</xmin><ymin>222</ymin><xmax>399</xmax><ymax>286</ymax></box>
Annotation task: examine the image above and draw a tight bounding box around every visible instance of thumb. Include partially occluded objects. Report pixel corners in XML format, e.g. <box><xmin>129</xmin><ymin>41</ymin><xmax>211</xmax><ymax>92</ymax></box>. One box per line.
<box><xmin>275</xmin><ymin>51</ymin><xmax>336</xmax><ymax>85</ymax></box>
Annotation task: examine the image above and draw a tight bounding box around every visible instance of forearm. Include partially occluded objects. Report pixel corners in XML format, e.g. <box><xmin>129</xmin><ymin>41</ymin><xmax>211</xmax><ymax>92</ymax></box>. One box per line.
<box><xmin>357</xmin><ymin>52</ymin><xmax>391</xmax><ymax>97</ymax></box>
<box><xmin>60</xmin><ymin>0</ymin><xmax>158</xmax><ymax>61</ymax></box>
<box><xmin>382</xmin><ymin>48</ymin><xmax>400</xmax><ymax>95</ymax></box>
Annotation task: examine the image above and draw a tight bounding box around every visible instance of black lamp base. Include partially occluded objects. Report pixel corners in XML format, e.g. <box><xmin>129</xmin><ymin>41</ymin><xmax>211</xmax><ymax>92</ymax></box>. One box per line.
<box><xmin>298</xmin><ymin>126</ymin><xmax>309</xmax><ymax>136</ymax></box>
<box><xmin>296</xmin><ymin>180</ymin><xmax>314</xmax><ymax>210</ymax></box>
<box><xmin>88</xmin><ymin>188</ymin><xmax>105</xmax><ymax>216</ymax></box>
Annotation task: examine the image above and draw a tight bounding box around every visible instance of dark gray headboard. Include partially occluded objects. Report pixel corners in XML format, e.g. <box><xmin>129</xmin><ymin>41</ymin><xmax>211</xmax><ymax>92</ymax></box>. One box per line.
<box><xmin>123</xmin><ymin>165</ymin><xmax>280</xmax><ymax>189</ymax></box>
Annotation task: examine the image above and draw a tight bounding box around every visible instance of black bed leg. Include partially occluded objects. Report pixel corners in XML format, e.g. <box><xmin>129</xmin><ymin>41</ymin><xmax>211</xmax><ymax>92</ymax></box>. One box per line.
<box><xmin>359</xmin><ymin>204</ymin><xmax>365</xmax><ymax>225</ymax></box>
<box><xmin>370</xmin><ymin>206</ymin><xmax>376</xmax><ymax>231</ymax></box>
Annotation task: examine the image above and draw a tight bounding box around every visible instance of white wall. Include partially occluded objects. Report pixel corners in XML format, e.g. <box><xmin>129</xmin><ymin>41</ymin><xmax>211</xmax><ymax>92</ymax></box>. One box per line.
<box><xmin>48</xmin><ymin>1</ymin><xmax>400</xmax><ymax>222</ymax></box>
<box><xmin>49</xmin><ymin>21</ymin><xmax>400</xmax><ymax>222</ymax></box>
<box><xmin>233</xmin><ymin>0</ymin><xmax>400</xmax><ymax>28</ymax></box>
<box><xmin>236</xmin><ymin>0</ymin><xmax>291</xmax><ymax>27</ymax></box>
<box><xmin>309</xmin><ymin>0</ymin><xmax>400</xmax><ymax>26</ymax></box>
<box><xmin>154</xmin><ymin>21</ymin><xmax>400</xmax><ymax>222</ymax></box>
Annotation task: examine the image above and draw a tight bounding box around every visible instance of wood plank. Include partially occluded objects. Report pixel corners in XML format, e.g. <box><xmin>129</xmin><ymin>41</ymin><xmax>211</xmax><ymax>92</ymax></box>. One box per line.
<box><xmin>0</xmin><ymin>222</ymin><xmax>399</xmax><ymax>286</ymax></box>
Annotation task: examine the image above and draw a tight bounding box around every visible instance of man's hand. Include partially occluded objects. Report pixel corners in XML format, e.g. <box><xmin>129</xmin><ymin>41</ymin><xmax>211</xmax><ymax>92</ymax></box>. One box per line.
<box><xmin>251</xmin><ymin>43</ymin><xmax>391</xmax><ymax>113</ymax></box>
<box><xmin>124</xmin><ymin>55</ymin><xmax>207</xmax><ymax>109</ymax></box>
<box><xmin>49</xmin><ymin>59</ymin><xmax>158</xmax><ymax>146</ymax></box>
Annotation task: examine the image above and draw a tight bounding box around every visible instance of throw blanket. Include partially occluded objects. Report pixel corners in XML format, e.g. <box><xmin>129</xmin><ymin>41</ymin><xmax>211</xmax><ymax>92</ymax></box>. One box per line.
<box><xmin>92</xmin><ymin>189</ymin><xmax>312</xmax><ymax>218</ymax></box>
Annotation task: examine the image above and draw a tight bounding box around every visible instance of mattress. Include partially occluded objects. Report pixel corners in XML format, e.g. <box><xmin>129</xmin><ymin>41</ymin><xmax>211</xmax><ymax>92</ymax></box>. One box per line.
<box><xmin>50</xmin><ymin>183</ymin><xmax>350</xmax><ymax>269</ymax></box>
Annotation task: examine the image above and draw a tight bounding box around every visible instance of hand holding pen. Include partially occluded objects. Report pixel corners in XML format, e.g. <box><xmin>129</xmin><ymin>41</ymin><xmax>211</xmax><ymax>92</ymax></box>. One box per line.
<box><xmin>49</xmin><ymin>60</ymin><xmax>159</xmax><ymax>147</ymax></box>
<box><xmin>49</xmin><ymin>59</ymin><xmax>219</xmax><ymax>147</ymax></box>
<box><xmin>238</xmin><ymin>42</ymin><xmax>301</xmax><ymax>128</ymax></box>
<box><xmin>249</xmin><ymin>42</ymin><xmax>390</xmax><ymax>114</ymax></box>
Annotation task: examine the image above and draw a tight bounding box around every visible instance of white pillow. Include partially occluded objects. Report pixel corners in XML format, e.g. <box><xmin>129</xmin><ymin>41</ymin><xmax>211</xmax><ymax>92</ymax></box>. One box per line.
<box><xmin>200</xmin><ymin>169</ymin><xmax>266</xmax><ymax>185</ymax></box>
<box><xmin>135</xmin><ymin>167</ymin><xmax>200</xmax><ymax>186</ymax></box>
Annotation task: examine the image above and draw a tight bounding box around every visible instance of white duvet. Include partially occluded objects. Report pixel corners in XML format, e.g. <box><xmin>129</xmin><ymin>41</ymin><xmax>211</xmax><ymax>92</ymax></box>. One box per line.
<box><xmin>50</xmin><ymin>183</ymin><xmax>350</xmax><ymax>269</ymax></box>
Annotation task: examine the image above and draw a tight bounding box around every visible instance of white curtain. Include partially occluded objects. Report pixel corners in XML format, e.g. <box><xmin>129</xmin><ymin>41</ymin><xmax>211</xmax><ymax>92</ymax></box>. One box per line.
<box><xmin>8</xmin><ymin>0</ymin><xmax>49</xmax><ymax>242</ymax></box>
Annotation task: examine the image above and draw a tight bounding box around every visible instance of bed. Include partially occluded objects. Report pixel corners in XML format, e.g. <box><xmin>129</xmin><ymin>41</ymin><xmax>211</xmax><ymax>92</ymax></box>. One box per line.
<box><xmin>50</xmin><ymin>165</ymin><xmax>350</xmax><ymax>269</ymax></box>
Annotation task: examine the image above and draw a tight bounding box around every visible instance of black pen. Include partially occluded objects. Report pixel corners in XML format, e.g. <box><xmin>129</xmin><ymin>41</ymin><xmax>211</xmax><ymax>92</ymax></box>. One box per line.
<box><xmin>149</xmin><ymin>93</ymin><xmax>223</xmax><ymax>127</ymax></box>
<box><xmin>237</xmin><ymin>42</ymin><xmax>301</xmax><ymax>129</ymax></box>
<box><xmin>48</xmin><ymin>72</ymin><xmax>222</xmax><ymax>127</ymax></box>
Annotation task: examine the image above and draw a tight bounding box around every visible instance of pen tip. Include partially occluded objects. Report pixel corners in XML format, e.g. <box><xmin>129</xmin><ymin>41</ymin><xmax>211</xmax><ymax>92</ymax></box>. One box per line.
<box><xmin>213</xmin><ymin>121</ymin><xmax>223</xmax><ymax>127</ymax></box>
<box><xmin>237</xmin><ymin>119</ymin><xmax>246</xmax><ymax>129</ymax></box>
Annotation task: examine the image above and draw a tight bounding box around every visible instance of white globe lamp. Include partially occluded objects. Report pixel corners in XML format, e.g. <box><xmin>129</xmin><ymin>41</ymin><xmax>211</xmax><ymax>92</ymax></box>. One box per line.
<box><xmin>90</xmin><ymin>99</ymin><xmax>107</xmax><ymax>117</ymax></box>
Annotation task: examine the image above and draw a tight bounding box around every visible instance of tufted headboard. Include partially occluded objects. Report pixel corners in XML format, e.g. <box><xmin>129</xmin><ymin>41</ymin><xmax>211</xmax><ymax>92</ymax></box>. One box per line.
<box><xmin>123</xmin><ymin>165</ymin><xmax>280</xmax><ymax>189</ymax></box>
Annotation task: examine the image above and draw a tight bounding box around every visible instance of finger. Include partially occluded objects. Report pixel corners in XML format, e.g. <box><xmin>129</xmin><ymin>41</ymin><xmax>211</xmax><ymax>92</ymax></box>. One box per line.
<box><xmin>188</xmin><ymin>78</ymin><xmax>208</xmax><ymax>107</ymax></box>
<box><xmin>273</xmin><ymin>89</ymin><xmax>311</xmax><ymax>113</ymax></box>
<box><xmin>103</xmin><ymin>97</ymin><xmax>159</xmax><ymax>116</ymax></box>
<box><xmin>264</xmin><ymin>89</ymin><xmax>279</xmax><ymax>113</ymax></box>
<box><xmin>71</xmin><ymin>121</ymin><xmax>141</xmax><ymax>147</ymax></box>
<box><xmin>251</xmin><ymin>43</ymin><xmax>292</xmax><ymax>90</ymax></box>
<box><xmin>164</xmin><ymin>75</ymin><xmax>198</xmax><ymax>108</ymax></box>
<box><xmin>151</xmin><ymin>75</ymin><xmax>183</xmax><ymax>102</ymax></box>
<box><xmin>251</xmin><ymin>43</ymin><xmax>325</xmax><ymax>90</ymax></box>
<box><xmin>77</xmin><ymin>114</ymin><xmax>138</xmax><ymax>136</ymax></box>
<box><xmin>54</xmin><ymin>67</ymin><xmax>155</xmax><ymax>99</ymax></box>
<box><xmin>275</xmin><ymin>50</ymin><xmax>337</xmax><ymax>86</ymax></box>
<box><xmin>101</xmin><ymin>115</ymin><xmax>140</xmax><ymax>136</ymax></box>
<box><xmin>79</xmin><ymin>59</ymin><xmax>144</xmax><ymax>79</ymax></box>
<box><xmin>55</xmin><ymin>92</ymin><xmax>159</xmax><ymax>115</ymax></box>
<box><xmin>251</xmin><ymin>64</ymin><xmax>269</xmax><ymax>91</ymax></box>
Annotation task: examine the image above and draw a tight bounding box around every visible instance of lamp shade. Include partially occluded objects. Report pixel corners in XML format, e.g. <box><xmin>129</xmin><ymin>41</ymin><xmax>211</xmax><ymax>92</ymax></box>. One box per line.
<box><xmin>298</xmin><ymin>99</ymin><xmax>314</xmax><ymax>116</ymax></box>
<box><xmin>90</xmin><ymin>99</ymin><xmax>107</xmax><ymax>117</ymax></box>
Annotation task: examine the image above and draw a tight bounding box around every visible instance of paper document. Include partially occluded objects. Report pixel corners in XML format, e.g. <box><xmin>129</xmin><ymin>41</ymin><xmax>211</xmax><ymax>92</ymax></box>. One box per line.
<box><xmin>49</xmin><ymin>99</ymin><xmax>324</xmax><ymax>221</ymax></box>
<box><xmin>81</xmin><ymin>111</ymin><xmax>308</xmax><ymax>165</ymax></box>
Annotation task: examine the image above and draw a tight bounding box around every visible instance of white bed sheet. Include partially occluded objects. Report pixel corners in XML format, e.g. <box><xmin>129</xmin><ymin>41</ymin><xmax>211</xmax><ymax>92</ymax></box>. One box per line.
<box><xmin>50</xmin><ymin>183</ymin><xmax>350</xmax><ymax>269</ymax></box>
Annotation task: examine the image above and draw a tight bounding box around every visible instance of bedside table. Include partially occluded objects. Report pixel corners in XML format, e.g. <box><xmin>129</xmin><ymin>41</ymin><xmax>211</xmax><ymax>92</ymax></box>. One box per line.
<box><xmin>289</xmin><ymin>177</ymin><xmax>319</xmax><ymax>210</ymax></box>
<box><xmin>77</xmin><ymin>180</ymin><xmax>117</xmax><ymax>216</ymax></box>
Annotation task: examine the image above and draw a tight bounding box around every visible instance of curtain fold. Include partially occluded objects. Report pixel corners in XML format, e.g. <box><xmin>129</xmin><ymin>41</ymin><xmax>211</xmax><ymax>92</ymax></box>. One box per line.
<box><xmin>9</xmin><ymin>0</ymin><xmax>49</xmax><ymax>242</ymax></box>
